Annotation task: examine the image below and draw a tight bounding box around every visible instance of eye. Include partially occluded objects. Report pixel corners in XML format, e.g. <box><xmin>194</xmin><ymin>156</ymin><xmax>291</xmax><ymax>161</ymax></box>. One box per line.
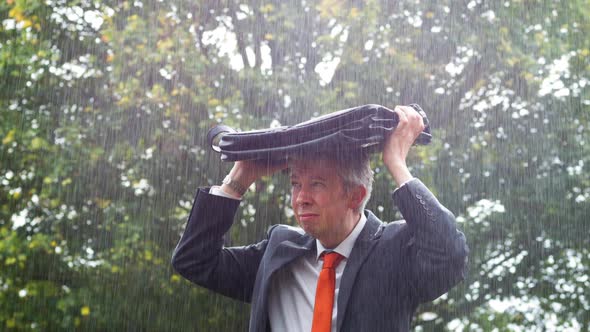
<box><xmin>311</xmin><ymin>181</ymin><xmax>325</xmax><ymax>187</ymax></box>
<box><xmin>291</xmin><ymin>181</ymin><xmax>301</xmax><ymax>189</ymax></box>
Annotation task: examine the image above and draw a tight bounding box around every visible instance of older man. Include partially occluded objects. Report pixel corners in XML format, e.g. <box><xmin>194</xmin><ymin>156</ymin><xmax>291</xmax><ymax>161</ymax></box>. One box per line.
<box><xmin>172</xmin><ymin>105</ymin><xmax>468</xmax><ymax>332</ymax></box>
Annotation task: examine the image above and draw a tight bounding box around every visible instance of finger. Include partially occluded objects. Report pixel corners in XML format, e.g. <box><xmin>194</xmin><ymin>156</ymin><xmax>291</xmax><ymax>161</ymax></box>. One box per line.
<box><xmin>394</xmin><ymin>106</ymin><xmax>409</xmax><ymax>126</ymax></box>
<box><xmin>400</xmin><ymin>105</ymin><xmax>424</xmax><ymax>129</ymax></box>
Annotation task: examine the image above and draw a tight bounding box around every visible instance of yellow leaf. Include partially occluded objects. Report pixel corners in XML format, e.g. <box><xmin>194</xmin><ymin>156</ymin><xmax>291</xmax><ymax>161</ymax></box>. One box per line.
<box><xmin>31</xmin><ymin>137</ymin><xmax>44</xmax><ymax>150</ymax></box>
<box><xmin>81</xmin><ymin>306</ymin><xmax>90</xmax><ymax>316</ymax></box>
<box><xmin>214</xmin><ymin>111</ymin><xmax>225</xmax><ymax>120</ymax></box>
<box><xmin>95</xmin><ymin>198</ymin><xmax>111</xmax><ymax>209</ymax></box>
<box><xmin>144</xmin><ymin>250</ymin><xmax>153</xmax><ymax>261</ymax></box>
<box><xmin>61</xmin><ymin>178</ymin><xmax>72</xmax><ymax>186</ymax></box>
<box><xmin>157</xmin><ymin>38</ymin><xmax>173</xmax><ymax>51</ymax></box>
<box><xmin>522</xmin><ymin>72</ymin><xmax>534</xmax><ymax>82</ymax></box>
<box><xmin>6</xmin><ymin>318</ymin><xmax>16</xmax><ymax>328</ymax></box>
<box><xmin>116</xmin><ymin>96</ymin><xmax>131</xmax><ymax>107</ymax></box>
<box><xmin>208</xmin><ymin>98</ymin><xmax>220</xmax><ymax>107</ymax></box>
<box><xmin>9</xmin><ymin>7</ymin><xmax>23</xmax><ymax>21</ymax></box>
<box><xmin>171</xmin><ymin>274</ymin><xmax>181</xmax><ymax>282</ymax></box>
<box><xmin>2</xmin><ymin>129</ymin><xmax>15</xmax><ymax>145</ymax></box>
<box><xmin>12</xmin><ymin>190</ymin><xmax>21</xmax><ymax>200</ymax></box>
<box><xmin>317</xmin><ymin>0</ymin><xmax>344</xmax><ymax>18</ymax></box>
<box><xmin>260</xmin><ymin>4</ymin><xmax>274</xmax><ymax>13</ymax></box>
<box><xmin>5</xmin><ymin>257</ymin><xmax>16</xmax><ymax>265</ymax></box>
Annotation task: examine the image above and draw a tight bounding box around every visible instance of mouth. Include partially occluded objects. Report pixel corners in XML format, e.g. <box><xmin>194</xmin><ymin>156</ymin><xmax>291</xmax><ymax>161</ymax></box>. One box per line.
<box><xmin>298</xmin><ymin>213</ymin><xmax>319</xmax><ymax>222</ymax></box>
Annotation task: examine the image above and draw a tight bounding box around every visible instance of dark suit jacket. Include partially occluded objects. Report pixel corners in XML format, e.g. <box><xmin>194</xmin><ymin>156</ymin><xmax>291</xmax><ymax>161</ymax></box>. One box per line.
<box><xmin>172</xmin><ymin>179</ymin><xmax>468</xmax><ymax>331</ymax></box>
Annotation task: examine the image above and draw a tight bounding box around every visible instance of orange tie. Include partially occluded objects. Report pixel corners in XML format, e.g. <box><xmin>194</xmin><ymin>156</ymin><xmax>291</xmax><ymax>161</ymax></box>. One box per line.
<box><xmin>312</xmin><ymin>251</ymin><xmax>344</xmax><ymax>332</ymax></box>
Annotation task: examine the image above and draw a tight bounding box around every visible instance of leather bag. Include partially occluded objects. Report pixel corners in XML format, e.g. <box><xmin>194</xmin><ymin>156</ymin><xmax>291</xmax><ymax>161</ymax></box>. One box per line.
<box><xmin>207</xmin><ymin>104</ymin><xmax>432</xmax><ymax>162</ymax></box>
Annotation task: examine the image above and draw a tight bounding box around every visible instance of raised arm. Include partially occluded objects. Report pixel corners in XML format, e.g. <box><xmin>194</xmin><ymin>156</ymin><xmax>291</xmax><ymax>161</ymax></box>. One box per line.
<box><xmin>392</xmin><ymin>179</ymin><xmax>468</xmax><ymax>302</ymax></box>
<box><xmin>382</xmin><ymin>105</ymin><xmax>468</xmax><ymax>302</ymax></box>
<box><xmin>220</xmin><ymin>160</ymin><xmax>287</xmax><ymax>199</ymax></box>
<box><xmin>171</xmin><ymin>160</ymin><xmax>286</xmax><ymax>302</ymax></box>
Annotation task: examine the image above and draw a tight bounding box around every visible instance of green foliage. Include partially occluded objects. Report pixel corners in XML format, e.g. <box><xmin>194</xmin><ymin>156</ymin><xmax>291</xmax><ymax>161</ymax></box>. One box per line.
<box><xmin>1</xmin><ymin>0</ymin><xmax>589</xmax><ymax>330</ymax></box>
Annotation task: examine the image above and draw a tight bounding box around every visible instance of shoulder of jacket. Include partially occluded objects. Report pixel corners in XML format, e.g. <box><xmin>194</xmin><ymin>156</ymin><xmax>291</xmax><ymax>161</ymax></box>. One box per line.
<box><xmin>389</xmin><ymin>219</ymin><xmax>407</xmax><ymax>226</ymax></box>
<box><xmin>267</xmin><ymin>223</ymin><xmax>305</xmax><ymax>237</ymax></box>
<box><xmin>379</xmin><ymin>219</ymin><xmax>410</xmax><ymax>238</ymax></box>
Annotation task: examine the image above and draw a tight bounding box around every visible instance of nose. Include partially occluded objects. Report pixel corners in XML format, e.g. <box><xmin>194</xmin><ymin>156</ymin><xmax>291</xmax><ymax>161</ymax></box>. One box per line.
<box><xmin>294</xmin><ymin>185</ymin><xmax>312</xmax><ymax>206</ymax></box>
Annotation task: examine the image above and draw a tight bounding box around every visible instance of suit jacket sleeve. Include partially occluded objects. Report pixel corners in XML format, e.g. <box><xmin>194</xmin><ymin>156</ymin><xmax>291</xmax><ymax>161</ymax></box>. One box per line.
<box><xmin>171</xmin><ymin>188</ymin><xmax>270</xmax><ymax>303</ymax></box>
<box><xmin>392</xmin><ymin>179</ymin><xmax>469</xmax><ymax>302</ymax></box>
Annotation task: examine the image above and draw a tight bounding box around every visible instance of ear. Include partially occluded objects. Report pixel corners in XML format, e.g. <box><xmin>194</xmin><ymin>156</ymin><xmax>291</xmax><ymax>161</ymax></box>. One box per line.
<box><xmin>347</xmin><ymin>185</ymin><xmax>367</xmax><ymax>211</ymax></box>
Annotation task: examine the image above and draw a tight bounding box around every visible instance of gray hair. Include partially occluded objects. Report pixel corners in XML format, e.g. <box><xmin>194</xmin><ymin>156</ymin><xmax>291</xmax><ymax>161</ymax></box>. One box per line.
<box><xmin>287</xmin><ymin>150</ymin><xmax>374</xmax><ymax>213</ymax></box>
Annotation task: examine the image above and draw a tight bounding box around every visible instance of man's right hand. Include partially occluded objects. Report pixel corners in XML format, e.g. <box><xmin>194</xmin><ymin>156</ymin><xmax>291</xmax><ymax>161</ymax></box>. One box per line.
<box><xmin>221</xmin><ymin>160</ymin><xmax>288</xmax><ymax>198</ymax></box>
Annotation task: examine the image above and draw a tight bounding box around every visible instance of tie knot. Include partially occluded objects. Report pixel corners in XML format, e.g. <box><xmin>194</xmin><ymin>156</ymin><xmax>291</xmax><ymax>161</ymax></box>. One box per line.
<box><xmin>321</xmin><ymin>251</ymin><xmax>344</xmax><ymax>269</ymax></box>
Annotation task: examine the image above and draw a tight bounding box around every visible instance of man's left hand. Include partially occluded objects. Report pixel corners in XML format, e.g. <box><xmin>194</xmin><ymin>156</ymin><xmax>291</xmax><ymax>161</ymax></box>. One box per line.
<box><xmin>382</xmin><ymin>105</ymin><xmax>425</xmax><ymax>186</ymax></box>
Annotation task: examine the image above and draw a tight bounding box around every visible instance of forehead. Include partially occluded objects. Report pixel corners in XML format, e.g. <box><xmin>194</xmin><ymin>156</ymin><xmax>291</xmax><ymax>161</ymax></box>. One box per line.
<box><xmin>289</xmin><ymin>158</ymin><xmax>340</xmax><ymax>178</ymax></box>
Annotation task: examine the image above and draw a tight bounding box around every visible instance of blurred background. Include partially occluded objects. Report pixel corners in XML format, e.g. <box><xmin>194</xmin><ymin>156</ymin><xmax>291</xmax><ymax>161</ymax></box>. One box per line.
<box><xmin>1</xmin><ymin>0</ymin><xmax>589</xmax><ymax>330</ymax></box>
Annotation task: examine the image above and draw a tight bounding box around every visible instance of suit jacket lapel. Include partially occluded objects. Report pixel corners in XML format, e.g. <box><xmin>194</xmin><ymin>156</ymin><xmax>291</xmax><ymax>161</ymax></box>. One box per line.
<box><xmin>267</xmin><ymin>234</ymin><xmax>315</xmax><ymax>277</ymax></box>
<box><xmin>336</xmin><ymin>213</ymin><xmax>382</xmax><ymax>331</ymax></box>
<box><xmin>254</xmin><ymin>234</ymin><xmax>315</xmax><ymax>332</ymax></box>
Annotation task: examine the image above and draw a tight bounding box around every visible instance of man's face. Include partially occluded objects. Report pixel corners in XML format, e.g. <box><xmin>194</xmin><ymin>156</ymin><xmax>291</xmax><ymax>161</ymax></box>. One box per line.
<box><xmin>290</xmin><ymin>159</ymin><xmax>357</xmax><ymax>247</ymax></box>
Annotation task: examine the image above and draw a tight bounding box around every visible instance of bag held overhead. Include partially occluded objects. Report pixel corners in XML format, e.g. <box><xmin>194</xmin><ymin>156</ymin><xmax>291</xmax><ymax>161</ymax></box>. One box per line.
<box><xmin>207</xmin><ymin>104</ymin><xmax>432</xmax><ymax>162</ymax></box>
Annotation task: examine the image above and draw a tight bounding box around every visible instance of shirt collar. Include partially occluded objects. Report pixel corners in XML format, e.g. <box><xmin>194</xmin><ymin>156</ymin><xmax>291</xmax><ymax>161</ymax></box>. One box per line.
<box><xmin>315</xmin><ymin>212</ymin><xmax>367</xmax><ymax>261</ymax></box>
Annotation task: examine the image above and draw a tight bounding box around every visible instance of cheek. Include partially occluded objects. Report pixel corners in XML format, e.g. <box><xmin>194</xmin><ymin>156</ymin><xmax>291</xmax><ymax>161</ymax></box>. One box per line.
<box><xmin>316</xmin><ymin>192</ymin><xmax>335</xmax><ymax>205</ymax></box>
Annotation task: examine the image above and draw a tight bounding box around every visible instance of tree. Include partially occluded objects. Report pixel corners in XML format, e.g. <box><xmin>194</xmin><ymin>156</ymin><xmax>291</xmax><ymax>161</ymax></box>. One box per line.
<box><xmin>1</xmin><ymin>0</ymin><xmax>589</xmax><ymax>330</ymax></box>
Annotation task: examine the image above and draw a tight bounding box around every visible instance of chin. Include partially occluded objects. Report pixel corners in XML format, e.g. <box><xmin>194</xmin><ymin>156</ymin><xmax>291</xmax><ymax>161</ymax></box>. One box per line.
<box><xmin>298</xmin><ymin>221</ymin><xmax>318</xmax><ymax>237</ymax></box>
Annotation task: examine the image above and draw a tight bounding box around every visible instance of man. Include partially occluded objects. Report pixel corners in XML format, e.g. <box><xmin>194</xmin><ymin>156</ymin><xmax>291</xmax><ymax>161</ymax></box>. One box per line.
<box><xmin>172</xmin><ymin>105</ymin><xmax>469</xmax><ymax>331</ymax></box>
